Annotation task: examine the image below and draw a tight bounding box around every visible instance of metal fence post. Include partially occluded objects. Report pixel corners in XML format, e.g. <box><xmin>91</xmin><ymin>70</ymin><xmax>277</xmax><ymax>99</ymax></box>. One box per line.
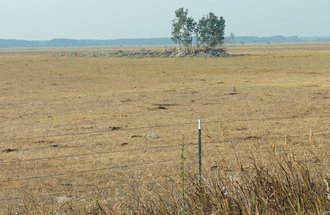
<box><xmin>198</xmin><ymin>119</ymin><xmax>202</xmax><ymax>183</ymax></box>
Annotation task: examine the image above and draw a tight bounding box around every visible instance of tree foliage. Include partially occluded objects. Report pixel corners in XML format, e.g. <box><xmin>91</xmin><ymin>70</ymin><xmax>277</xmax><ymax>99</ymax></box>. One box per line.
<box><xmin>171</xmin><ymin>8</ymin><xmax>196</xmax><ymax>49</ymax></box>
<box><xmin>171</xmin><ymin>9</ymin><xmax>226</xmax><ymax>50</ymax></box>
<box><xmin>197</xmin><ymin>13</ymin><xmax>226</xmax><ymax>48</ymax></box>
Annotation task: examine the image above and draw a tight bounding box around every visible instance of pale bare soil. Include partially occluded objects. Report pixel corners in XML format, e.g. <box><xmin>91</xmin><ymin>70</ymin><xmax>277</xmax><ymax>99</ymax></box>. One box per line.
<box><xmin>0</xmin><ymin>43</ymin><xmax>329</xmax><ymax>211</ymax></box>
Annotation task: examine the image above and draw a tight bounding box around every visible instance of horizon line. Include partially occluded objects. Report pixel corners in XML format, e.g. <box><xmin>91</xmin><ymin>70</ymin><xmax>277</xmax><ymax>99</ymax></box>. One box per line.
<box><xmin>1</xmin><ymin>35</ymin><xmax>330</xmax><ymax>41</ymax></box>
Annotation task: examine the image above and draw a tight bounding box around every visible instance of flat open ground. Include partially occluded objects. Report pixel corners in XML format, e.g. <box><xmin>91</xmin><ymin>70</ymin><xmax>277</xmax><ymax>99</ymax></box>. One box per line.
<box><xmin>0</xmin><ymin>43</ymin><xmax>329</xmax><ymax>210</ymax></box>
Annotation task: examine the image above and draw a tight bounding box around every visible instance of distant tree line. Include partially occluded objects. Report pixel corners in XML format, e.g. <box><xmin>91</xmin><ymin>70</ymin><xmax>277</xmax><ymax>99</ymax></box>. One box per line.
<box><xmin>171</xmin><ymin>8</ymin><xmax>226</xmax><ymax>50</ymax></box>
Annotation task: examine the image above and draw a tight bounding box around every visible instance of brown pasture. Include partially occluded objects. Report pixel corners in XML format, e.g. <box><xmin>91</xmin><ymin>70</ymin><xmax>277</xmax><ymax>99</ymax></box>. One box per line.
<box><xmin>0</xmin><ymin>43</ymin><xmax>329</xmax><ymax>210</ymax></box>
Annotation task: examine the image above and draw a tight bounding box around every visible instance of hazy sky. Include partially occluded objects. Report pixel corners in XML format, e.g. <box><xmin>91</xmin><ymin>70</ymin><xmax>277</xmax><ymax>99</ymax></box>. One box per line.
<box><xmin>1</xmin><ymin>0</ymin><xmax>330</xmax><ymax>40</ymax></box>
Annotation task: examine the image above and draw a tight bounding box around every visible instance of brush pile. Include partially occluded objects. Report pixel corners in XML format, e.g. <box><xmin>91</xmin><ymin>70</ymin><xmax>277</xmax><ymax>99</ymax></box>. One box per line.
<box><xmin>55</xmin><ymin>47</ymin><xmax>229</xmax><ymax>58</ymax></box>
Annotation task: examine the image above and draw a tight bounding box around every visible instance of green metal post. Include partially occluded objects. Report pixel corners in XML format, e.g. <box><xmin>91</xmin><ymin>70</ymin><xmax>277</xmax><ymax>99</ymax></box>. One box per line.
<box><xmin>198</xmin><ymin>119</ymin><xmax>202</xmax><ymax>183</ymax></box>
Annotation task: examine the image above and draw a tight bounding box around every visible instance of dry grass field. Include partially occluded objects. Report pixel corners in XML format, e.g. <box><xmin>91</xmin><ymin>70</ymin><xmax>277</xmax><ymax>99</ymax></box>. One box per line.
<box><xmin>0</xmin><ymin>43</ymin><xmax>329</xmax><ymax>213</ymax></box>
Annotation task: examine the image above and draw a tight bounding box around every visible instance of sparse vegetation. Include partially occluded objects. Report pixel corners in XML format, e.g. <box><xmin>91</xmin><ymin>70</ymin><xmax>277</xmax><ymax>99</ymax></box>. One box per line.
<box><xmin>0</xmin><ymin>43</ymin><xmax>329</xmax><ymax>213</ymax></box>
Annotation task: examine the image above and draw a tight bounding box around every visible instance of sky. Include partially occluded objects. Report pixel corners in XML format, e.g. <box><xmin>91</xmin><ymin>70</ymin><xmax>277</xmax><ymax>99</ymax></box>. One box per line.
<box><xmin>1</xmin><ymin>0</ymin><xmax>330</xmax><ymax>40</ymax></box>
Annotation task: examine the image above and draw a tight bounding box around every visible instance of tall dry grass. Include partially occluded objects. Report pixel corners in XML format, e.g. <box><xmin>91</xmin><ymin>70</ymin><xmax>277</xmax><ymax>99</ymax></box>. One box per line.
<box><xmin>121</xmin><ymin>155</ymin><xmax>329</xmax><ymax>215</ymax></box>
<box><xmin>6</xmin><ymin>153</ymin><xmax>329</xmax><ymax>215</ymax></box>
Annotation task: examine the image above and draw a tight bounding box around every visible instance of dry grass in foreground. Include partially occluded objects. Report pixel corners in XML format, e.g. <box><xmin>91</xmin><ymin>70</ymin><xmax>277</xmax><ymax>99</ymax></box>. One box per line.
<box><xmin>6</xmin><ymin>152</ymin><xmax>330</xmax><ymax>215</ymax></box>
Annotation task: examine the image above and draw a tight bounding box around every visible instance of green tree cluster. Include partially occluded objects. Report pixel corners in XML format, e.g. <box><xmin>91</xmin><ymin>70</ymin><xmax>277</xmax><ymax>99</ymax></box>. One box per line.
<box><xmin>171</xmin><ymin>8</ymin><xmax>196</xmax><ymax>49</ymax></box>
<box><xmin>171</xmin><ymin>8</ymin><xmax>226</xmax><ymax>50</ymax></box>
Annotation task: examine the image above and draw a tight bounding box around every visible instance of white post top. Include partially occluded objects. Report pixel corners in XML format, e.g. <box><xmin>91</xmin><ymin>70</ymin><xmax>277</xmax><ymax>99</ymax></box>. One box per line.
<box><xmin>198</xmin><ymin>119</ymin><xmax>201</xmax><ymax>130</ymax></box>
